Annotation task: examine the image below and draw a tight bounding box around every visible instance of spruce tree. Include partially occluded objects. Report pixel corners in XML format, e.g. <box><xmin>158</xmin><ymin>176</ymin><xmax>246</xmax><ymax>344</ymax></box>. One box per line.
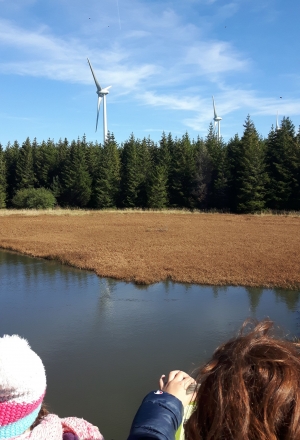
<box><xmin>266</xmin><ymin>118</ymin><xmax>300</xmax><ymax>210</ymax></box>
<box><xmin>147</xmin><ymin>164</ymin><xmax>168</xmax><ymax>209</ymax></box>
<box><xmin>15</xmin><ymin>137</ymin><xmax>35</xmax><ymax>190</ymax></box>
<box><xmin>168</xmin><ymin>133</ymin><xmax>195</xmax><ymax>208</ymax></box>
<box><xmin>205</xmin><ymin>124</ymin><xmax>228</xmax><ymax>209</ymax></box>
<box><xmin>34</xmin><ymin>139</ymin><xmax>56</xmax><ymax>189</ymax></box>
<box><xmin>120</xmin><ymin>134</ymin><xmax>142</xmax><ymax>208</ymax></box>
<box><xmin>4</xmin><ymin>141</ymin><xmax>19</xmax><ymax>205</ymax></box>
<box><xmin>62</xmin><ymin>139</ymin><xmax>92</xmax><ymax>207</ymax></box>
<box><xmin>226</xmin><ymin>134</ymin><xmax>241</xmax><ymax>212</ymax></box>
<box><xmin>0</xmin><ymin>144</ymin><xmax>7</xmax><ymax>208</ymax></box>
<box><xmin>136</xmin><ymin>137</ymin><xmax>152</xmax><ymax>207</ymax></box>
<box><xmin>94</xmin><ymin>132</ymin><xmax>121</xmax><ymax>208</ymax></box>
<box><xmin>191</xmin><ymin>136</ymin><xmax>213</xmax><ymax>208</ymax></box>
<box><xmin>51</xmin><ymin>138</ymin><xmax>69</xmax><ymax>205</ymax></box>
<box><xmin>236</xmin><ymin>116</ymin><xmax>267</xmax><ymax>213</ymax></box>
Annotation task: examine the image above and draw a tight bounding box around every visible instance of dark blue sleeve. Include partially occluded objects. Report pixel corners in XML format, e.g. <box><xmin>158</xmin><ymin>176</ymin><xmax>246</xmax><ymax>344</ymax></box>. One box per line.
<box><xmin>127</xmin><ymin>391</ymin><xmax>183</xmax><ymax>440</ymax></box>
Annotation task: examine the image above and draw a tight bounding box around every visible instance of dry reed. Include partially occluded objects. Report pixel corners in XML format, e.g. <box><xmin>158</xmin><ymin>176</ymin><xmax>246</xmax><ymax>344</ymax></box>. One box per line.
<box><xmin>0</xmin><ymin>211</ymin><xmax>299</xmax><ymax>289</ymax></box>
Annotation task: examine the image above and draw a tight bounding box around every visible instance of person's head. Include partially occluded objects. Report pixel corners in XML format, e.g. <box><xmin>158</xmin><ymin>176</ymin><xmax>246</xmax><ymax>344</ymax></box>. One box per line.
<box><xmin>0</xmin><ymin>335</ymin><xmax>47</xmax><ymax>438</ymax></box>
<box><xmin>185</xmin><ymin>319</ymin><xmax>300</xmax><ymax>440</ymax></box>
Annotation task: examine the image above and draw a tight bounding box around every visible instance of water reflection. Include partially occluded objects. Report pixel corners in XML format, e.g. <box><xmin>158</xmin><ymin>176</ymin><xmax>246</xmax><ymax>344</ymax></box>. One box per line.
<box><xmin>0</xmin><ymin>249</ymin><xmax>300</xmax><ymax>440</ymax></box>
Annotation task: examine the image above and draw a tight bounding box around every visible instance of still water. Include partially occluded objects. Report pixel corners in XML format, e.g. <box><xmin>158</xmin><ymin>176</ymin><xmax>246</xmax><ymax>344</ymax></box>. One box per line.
<box><xmin>0</xmin><ymin>249</ymin><xmax>300</xmax><ymax>439</ymax></box>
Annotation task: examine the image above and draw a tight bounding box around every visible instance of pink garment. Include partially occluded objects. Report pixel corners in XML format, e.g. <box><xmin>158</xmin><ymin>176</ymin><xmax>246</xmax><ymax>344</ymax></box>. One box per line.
<box><xmin>14</xmin><ymin>414</ymin><xmax>104</xmax><ymax>440</ymax></box>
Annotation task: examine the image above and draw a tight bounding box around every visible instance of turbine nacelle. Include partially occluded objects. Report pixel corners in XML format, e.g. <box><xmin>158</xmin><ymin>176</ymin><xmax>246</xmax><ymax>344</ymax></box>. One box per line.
<box><xmin>96</xmin><ymin>86</ymin><xmax>111</xmax><ymax>96</ymax></box>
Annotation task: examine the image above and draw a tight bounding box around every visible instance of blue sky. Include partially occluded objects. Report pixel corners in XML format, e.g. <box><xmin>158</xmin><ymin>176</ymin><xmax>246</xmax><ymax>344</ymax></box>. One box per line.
<box><xmin>0</xmin><ymin>0</ymin><xmax>299</xmax><ymax>146</ymax></box>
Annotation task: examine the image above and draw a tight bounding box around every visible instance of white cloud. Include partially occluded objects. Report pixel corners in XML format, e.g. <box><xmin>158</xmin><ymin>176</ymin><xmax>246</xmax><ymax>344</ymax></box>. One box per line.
<box><xmin>0</xmin><ymin>19</ymin><xmax>158</xmax><ymax>90</ymax></box>
<box><xmin>185</xmin><ymin>41</ymin><xmax>249</xmax><ymax>75</ymax></box>
<box><xmin>140</xmin><ymin>92</ymin><xmax>202</xmax><ymax>112</ymax></box>
<box><xmin>183</xmin><ymin>88</ymin><xmax>300</xmax><ymax>133</ymax></box>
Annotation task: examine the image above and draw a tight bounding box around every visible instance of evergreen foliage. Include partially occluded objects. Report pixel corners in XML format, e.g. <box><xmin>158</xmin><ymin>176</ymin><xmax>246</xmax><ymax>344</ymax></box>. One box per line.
<box><xmin>205</xmin><ymin>125</ymin><xmax>228</xmax><ymax>209</ymax></box>
<box><xmin>12</xmin><ymin>188</ymin><xmax>56</xmax><ymax>209</ymax></box>
<box><xmin>266</xmin><ymin>118</ymin><xmax>300</xmax><ymax>210</ymax></box>
<box><xmin>191</xmin><ymin>136</ymin><xmax>212</xmax><ymax>208</ymax></box>
<box><xmin>121</xmin><ymin>134</ymin><xmax>141</xmax><ymax>208</ymax></box>
<box><xmin>1</xmin><ymin>115</ymin><xmax>300</xmax><ymax>213</ymax></box>
<box><xmin>15</xmin><ymin>138</ymin><xmax>35</xmax><ymax>190</ymax></box>
<box><xmin>236</xmin><ymin>116</ymin><xmax>267</xmax><ymax>213</ymax></box>
<box><xmin>62</xmin><ymin>139</ymin><xmax>92</xmax><ymax>207</ymax></box>
<box><xmin>0</xmin><ymin>144</ymin><xmax>7</xmax><ymax>208</ymax></box>
<box><xmin>94</xmin><ymin>132</ymin><xmax>121</xmax><ymax>208</ymax></box>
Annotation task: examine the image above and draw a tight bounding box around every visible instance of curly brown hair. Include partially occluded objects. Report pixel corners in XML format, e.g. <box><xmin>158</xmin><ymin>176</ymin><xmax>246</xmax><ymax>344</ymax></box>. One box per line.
<box><xmin>185</xmin><ymin>319</ymin><xmax>300</xmax><ymax>440</ymax></box>
<box><xmin>30</xmin><ymin>403</ymin><xmax>49</xmax><ymax>430</ymax></box>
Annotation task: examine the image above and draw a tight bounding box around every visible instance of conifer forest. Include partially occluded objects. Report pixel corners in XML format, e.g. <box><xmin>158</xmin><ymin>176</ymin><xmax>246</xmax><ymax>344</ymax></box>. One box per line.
<box><xmin>0</xmin><ymin>116</ymin><xmax>300</xmax><ymax>213</ymax></box>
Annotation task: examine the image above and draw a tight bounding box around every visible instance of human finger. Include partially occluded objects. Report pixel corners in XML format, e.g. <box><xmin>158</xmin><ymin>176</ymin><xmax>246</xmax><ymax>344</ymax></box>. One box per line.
<box><xmin>159</xmin><ymin>374</ymin><xmax>166</xmax><ymax>390</ymax></box>
<box><xmin>166</xmin><ymin>370</ymin><xmax>181</xmax><ymax>382</ymax></box>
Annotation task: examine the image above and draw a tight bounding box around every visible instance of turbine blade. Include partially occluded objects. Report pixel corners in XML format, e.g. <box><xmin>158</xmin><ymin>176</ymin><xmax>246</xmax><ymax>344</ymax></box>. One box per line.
<box><xmin>214</xmin><ymin>121</ymin><xmax>217</xmax><ymax>130</ymax></box>
<box><xmin>87</xmin><ymin>58</ymin><xmax>102</xmax><ymax>91</ymax></box>
<box><xmin>212</xmin><ymin>96</ymin><xmax>217</xmax><ymax>118</ymax></box>
<box><xmin>96</xmin><ymin>96</ymin><xmax>102</xmax><ymax>132</ymax></box>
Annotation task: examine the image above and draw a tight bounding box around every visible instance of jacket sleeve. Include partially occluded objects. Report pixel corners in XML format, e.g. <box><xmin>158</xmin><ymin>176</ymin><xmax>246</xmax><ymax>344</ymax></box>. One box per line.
<box><xmin>127</xmin><ymin>391</ymin><xmax>183</xmax><ymax>440</ymax></box>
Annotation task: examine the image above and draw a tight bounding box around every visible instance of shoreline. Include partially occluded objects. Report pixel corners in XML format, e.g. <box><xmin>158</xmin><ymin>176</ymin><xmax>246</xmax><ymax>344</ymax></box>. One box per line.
<box><xmin>0</xmin><ymin>211</ymin><xmax>299</xmax><ymax>290</ymax></box>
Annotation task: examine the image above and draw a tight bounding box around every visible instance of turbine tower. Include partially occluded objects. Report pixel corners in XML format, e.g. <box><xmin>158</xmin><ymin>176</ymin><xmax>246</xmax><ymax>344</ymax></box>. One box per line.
<box><xmin>87</xmin><ymin>58</ymin><xmax>111</xmax><ymax>144</ymax></box>
<box><xmin>212</xmin><ymin>96</ymin><xmax>222</xmax><ymax>141</ymax></box>
<box><xmin>276</xmin><ymin>111</ymin><xmax>280</xmax><ymax>131</ymax></box>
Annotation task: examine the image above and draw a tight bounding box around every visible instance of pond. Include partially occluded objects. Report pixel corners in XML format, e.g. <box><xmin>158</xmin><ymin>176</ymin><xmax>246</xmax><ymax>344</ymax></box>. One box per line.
<box><xmin>0</xmin><ymin>249</ymin><xmax>300</xmax><ymax>439</ymax></box>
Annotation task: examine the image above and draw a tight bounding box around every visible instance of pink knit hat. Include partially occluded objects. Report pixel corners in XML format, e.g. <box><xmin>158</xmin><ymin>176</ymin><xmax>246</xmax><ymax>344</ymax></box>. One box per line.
<box><xmin>0</xmin><ymin>335</ymin><xmax>46</xmax><ymax>439</ymax></box>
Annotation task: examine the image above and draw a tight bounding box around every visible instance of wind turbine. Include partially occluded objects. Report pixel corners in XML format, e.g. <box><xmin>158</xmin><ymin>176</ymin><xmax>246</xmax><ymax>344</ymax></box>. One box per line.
<box><xmin>212</xmin><ymin>96</ymin><xmax>222</xmax><ymax>141</ymax></box>
<box><xmin>87</xmin><ymin>58</ymin><xmax>111</xmax><ymax>144</ymax></box>
<box><xmin>276</xmin><ymin>111</ymin><xmax>281</xmax><ymax>131</ymax></box>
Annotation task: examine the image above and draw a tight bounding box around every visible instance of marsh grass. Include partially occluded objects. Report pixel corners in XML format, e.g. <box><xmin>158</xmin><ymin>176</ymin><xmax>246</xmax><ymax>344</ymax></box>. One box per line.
<box><xmin>0</xmin><ymin>211</ymin><xmax>299</xmax><ymax>289</ymax></box>
<box><xmin>1</xmin><ymin>208</ymin><xmax>299</xmax><ymax>217</ymax></box>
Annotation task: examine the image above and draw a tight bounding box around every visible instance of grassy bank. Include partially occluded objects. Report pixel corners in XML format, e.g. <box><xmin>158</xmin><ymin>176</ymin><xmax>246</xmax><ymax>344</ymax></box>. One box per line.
<box><xmin>0</xmin><ymin>210</ymin><xmax>299</xmax><ymax>289</ymax></box>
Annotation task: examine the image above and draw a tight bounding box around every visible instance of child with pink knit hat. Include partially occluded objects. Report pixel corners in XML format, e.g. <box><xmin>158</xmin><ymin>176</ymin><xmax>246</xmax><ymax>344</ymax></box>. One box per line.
<box><xmin>0</xmin><ymin>335</ymin><xmax>104</xmax><ymax>440</ymax></box>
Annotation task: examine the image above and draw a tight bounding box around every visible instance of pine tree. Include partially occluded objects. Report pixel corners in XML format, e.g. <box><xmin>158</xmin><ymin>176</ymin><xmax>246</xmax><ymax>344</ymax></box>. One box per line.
<box><xmin>266</xmin><ymin>118</ymin><xmax>300</xmax><ymax>210</ymax></box>
<box><xmin>168</xmin><ymin>133</ymin><xmax>196</xmax><ymax>208</ymax></box>
<box><xmin>94</xmin><ymin>132</ymin><xmax>121</xmax><ymax>208</ymax></box>
<box><xmin>15</xmin><ymin>137</ymin><xmax>35</xmax><ymax>190</ymax></box>
<box><xmin>120</xmin><ymin>134</ymin><xmax>143</xmax><ymax>208</ymax></box>
<box><xmin>147</xmin><ymin>164</ymin><xmax>168</xmax><ymax>209</ymax></box>
<box><xmin>147</xmin><ymin>133</ymin><xmax>170</xmax><ymax>209</ymax></box>
<box><xmin>62</xmin><ymin>139</ymin><xmax>92</xmax><ymax>207</ymax></box>
<box><xmin>34</xmin><ymin>139</ymin><xmax>56</xmax><ymax>189</ymax></box>
<box><xmin>4</xmin><ymin>141</ymin><xmax>19</xmax><ymax>205</ymax></box>
<box><xmin>226</xmin><ymin>134</ymin><xmax>241</xmax><ymax>212</ymax></box>
<box><xmin>205</xmin><ymin>124</ymin><xmax>228</xmax><ymax>209</ymax></box>
<box><xmin>0</xmin><ymin>144</ymin><xmax>7</xmax><ymax>208</ymax></box>
<box><xmin>51</xmin><ymin>138</ymin><xmax>69</xmax><ymax>205</ymax></box>
<box><xmin>236</xmin><ymin>116</ymin><xmax>267</xmax><ymax>213</ymax></box>
<box><xmin>191</xmin><ymin>136</ymin><xmax>213</xmax><ymax>208</ymax></box>
<box><xmin>136</xmin><ymin>137</ymin><xmax>152</xmax><ymax>207</ymax></box>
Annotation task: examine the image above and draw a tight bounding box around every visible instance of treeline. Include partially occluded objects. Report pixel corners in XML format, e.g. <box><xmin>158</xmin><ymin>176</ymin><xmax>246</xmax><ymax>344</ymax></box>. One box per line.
<box><xmin>0</xmin><ymin>115</ymin><xmax>299</xmax><ymax>213</ymax></box>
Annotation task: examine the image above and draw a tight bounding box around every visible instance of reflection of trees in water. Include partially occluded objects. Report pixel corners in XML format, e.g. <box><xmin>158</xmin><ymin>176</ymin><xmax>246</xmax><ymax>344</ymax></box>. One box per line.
<box><xmin>163</xmin><ymin>279</ymin><xmax>171</xmax><ymax>293</ymax></box>
<box><xmin>134</xmin><ymin>283</ymin><xmax>149</xmax><ymax>291</ymax></box>
<box><xmin>246</xmin><ymin>287</ymin><xmax>264</xmax><ymax>313</ymax></box>
<box><xmin>212</xmin><ymin>285</ymin><xmax>228</xmax><ymax>298</ymax></box>
<box><xmin>245</xmin><ymin>287</ymin><xmax>300</xmax><ymax>313</ymax></box>
<box><xmin>273</xmin><ymin>288</ymin><xmax>300</xmax><ymax>311</ymax></box>
<box><xmin>0</xmin><ymin>249</ymin><xmax>90</xmax><ymax>288</ymax></box>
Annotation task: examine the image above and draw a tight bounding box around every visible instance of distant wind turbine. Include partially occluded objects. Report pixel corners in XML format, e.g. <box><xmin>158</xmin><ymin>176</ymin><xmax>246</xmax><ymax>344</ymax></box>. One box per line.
<box><xmin>276</xmin><ymin>111</ymin><xmax>280</xmax><ymax>131</ymax></box>
<box><xmin>87</xmin><ymin>58</ymin><xmax>112</xmax><ymax>144</ymax></box>
<box><xmin>212</xmin><ymin>96</ymin><xmax>222</xmax><ymax>141</ymax></box>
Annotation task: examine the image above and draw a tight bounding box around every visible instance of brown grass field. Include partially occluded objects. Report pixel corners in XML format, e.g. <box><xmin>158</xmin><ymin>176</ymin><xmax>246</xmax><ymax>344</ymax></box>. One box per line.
<box><xmin>0</xmin><ymin>210</ymin><xmax>299</xmax><ymax>289</ymax></box>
